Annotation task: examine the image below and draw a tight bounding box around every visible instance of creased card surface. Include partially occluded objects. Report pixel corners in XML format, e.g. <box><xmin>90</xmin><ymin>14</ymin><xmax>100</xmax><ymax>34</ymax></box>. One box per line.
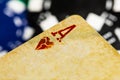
<box><xmin>0</xmin><ymin>15</ymin><xmax>120</xmax><ymax>80</ymax></box>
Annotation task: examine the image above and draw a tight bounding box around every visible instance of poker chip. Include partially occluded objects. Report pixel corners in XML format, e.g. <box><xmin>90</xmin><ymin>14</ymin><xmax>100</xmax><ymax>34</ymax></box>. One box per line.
<box><xmin>0</xmin><ymin>0</ymin><xmax>34</xmax><ymax>55</ymax></box>
<box><xmin>27</xmin><ymin>0</ymin><xmax>120</xmax><ymax>52</ymax></box>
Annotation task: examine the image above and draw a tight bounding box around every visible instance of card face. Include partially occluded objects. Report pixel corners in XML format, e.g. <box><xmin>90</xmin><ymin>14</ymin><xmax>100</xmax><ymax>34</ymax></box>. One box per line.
<box><xmin>0</xmin><ymin>15</ymin><xmax>120</xmax><ymax>80</ymax></box>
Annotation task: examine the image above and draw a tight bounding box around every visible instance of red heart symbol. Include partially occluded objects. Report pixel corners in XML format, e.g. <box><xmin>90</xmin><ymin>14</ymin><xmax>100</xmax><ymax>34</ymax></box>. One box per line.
<box><xmin>36</xmin><ymin>37</ymin><xmax>54</xmax><ymax>50</ymax></box>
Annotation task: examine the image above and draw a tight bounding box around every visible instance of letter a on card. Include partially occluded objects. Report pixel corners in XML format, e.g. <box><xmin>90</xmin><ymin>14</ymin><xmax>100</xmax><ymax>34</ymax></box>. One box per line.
<box><xmin>0</xmin><ymin>15</ymin><xmax>120</xmax><ymax>80</ymax></box>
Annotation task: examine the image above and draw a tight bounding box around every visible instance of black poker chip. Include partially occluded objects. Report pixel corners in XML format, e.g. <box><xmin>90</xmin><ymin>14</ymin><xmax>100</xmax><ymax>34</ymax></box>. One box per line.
<box><xmin>27</xmin><ymin>0</ymin><xmax>120</xmax><ymax>52</ymax></box>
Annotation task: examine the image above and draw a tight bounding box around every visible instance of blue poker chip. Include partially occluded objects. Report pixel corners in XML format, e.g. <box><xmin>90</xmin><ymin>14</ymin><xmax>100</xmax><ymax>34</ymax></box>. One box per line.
<box><xmin>0</xmin><ymin>0</ymin><xmax>34</xmax><ymax>55</ymax></box>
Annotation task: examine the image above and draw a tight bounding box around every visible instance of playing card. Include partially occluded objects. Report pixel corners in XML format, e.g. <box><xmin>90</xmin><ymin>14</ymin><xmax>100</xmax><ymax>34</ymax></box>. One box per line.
<box><xmin>0</xmin><ymin>15</ymin><xmax>120</xmax><ymax>80</ymax></box>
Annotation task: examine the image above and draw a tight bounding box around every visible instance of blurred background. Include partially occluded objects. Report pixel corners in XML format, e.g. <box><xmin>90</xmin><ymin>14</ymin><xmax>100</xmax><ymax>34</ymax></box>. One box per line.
<box><xmin>0</xmin><ymin>0</ymin><xmax>120</xmax><ymax>56</ymax></box>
